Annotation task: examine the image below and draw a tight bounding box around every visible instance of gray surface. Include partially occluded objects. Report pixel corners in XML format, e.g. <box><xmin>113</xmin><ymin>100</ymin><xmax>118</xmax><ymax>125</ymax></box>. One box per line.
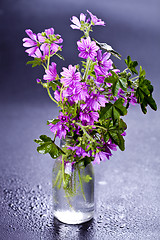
<box><xmin>0</xmin><ymin>0</ymin><xmax>160</xmax><ymax>239</ymax></box>
<box><xmin>0</xmin><ymin>102</ymin><xmax>159</xmax><ymax>240</ymax></box>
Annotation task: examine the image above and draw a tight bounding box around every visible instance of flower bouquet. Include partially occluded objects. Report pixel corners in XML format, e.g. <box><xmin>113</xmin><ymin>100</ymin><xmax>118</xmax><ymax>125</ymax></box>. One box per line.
<box><xmin>23</xmin><ymin>10</ymin><xmax>157</xmax><ymax>224</ymax></box>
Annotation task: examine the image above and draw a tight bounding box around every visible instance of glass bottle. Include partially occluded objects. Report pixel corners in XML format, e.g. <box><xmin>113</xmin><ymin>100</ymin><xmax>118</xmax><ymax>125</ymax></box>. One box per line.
<box><xmin>52</xmin><ymin>140</ymin><xmax>94</xmax><ymax>224</ymax></box>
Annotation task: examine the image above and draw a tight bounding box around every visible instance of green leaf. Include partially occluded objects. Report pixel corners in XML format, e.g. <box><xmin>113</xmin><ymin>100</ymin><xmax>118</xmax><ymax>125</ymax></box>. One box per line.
<box><xmin>37</xmin><ymin>142</ymin><xmax>53</xmax><ymax>154</ymax></box>
<box><xmin>100</xmin><ymin>118</ymin><xmax>127</xmax><ymax>151</ymax></box>
<box><xmin>147</xmin><ymin>95</ymin><xmax>157</xmax><ymax>111</ymax></box>
<box><xmin>105</xmin><ymin>72</ymin><xmax>127</xmax><ymax>96</ymax></box>
<box><xmin>54</xmin><ymin>80</ymin><xmax>62</xmax><ymax>87</ymax></box>
<box><xmin>100</xmin><ymin>102</ymin><xmax>113</xmax><ymax>119</ymax></box>
<box><xmin>49</xmin><ymin>143</ymin><xmax>59</xmax><ymax>158</ymax></box>
<box><xmin>34</xmin><ymin>139</ymin><xmax>43</xmax><ymax>145</ymax></box>
<box><xmin>55</xmin><ymin>53</ymin><xmax>64</xmax><ymax>60</ymax></box>
<box><xmin>139</xmin><ymin>66</ymin><xmax>146</xmax><ymax>78</ymax></box>
<box><xmin>109</xmin><ymin>130</ymin><xmax>125</xmax><ymax>151</ymax></box>
<box><xmin>35</xmin><ymin>134</ymin><xmax>65</xmax><ymax>159</ymax></box>
<box><xmin>108</xmin><ymin>120</ymin><xmax>126</xmax><ymax>151</ymax></box>
<box><xmin>81</xmin><ymin>175</ymin><xmax>92</xmax><ymax>183</ymax></box>
<box><xmin>125</xmin><ymin>56</ymin><xmax>138</xmax><ymax>74</ymax></box>
<box><xmin>104</xmin><ymin>132</ymin><xmax>110</xmax><ymax>142</ymax></box>
<box><xmin>93</xmin><ymin>38</ymin><xmax>121</xmax><ymax>59</ymax></box>
<box><xmin>114</xmin><ymin>98</ymin><xmax>127</xmax><ymax>116</ymax></box>
<box><xmin>27</xmin><ymin>58</ymin><xmax>42</xmax><ymax>68</ymax></box>
<box><xmin>47</xmin><ymin>119</ymin><xmax>60</xmax><ymax>125</ymax></box>
<box><xmin>135</xmin><ymin>76</ymin><xmax>157</xmax><ymax>113</ymax></box>
<box><xmin>49</xmin><ymin>81</ymin><xmax>57</xmax><ymax>91</ymax></box>
<box><xmin>100</xmin><ymin>98</ymin><xmax>127</xmax><ymax>122</ymax></box>
<box><xmin>39</xmin><ymin>135</ymin><xmax>52</xmax><ymax>142</ymax></box>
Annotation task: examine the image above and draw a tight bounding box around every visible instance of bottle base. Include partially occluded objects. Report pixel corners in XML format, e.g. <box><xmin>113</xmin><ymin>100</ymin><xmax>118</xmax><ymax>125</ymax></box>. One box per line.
<box><xmin>54</xmin><ymin>210</ymin><xmax>94</xmax><ymax>224</ymax></box>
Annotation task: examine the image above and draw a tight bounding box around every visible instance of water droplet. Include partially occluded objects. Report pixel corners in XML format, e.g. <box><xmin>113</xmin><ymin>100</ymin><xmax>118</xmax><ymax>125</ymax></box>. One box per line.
<box><xmin>37</xmin><ymin>184</ymin><xmax>42</xmax><ymax>190</ymax></box>
<box><xmin>120</xmin><ymin>223</ymin><xmax>126</xmax><ymax>228</ymax></box>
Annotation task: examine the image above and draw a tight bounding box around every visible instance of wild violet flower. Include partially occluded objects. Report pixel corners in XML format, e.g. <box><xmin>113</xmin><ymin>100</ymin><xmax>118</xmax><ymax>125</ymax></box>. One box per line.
<box><xmin>96</xmin><ymin>50</ymin><xmax>113</xmax><ymax>74</ymax></box>
<box><xmin>43</xmin><ymin>62</ymin><xmax>57</xmax><ymax>82</ymax></box>
<box><xmin>40</xmin><ymin>42</ymin><xmax>60</xmax><ymax>56</ymax></box>
<box><xmin>67</xmin><ymin>146</ymin><xmax>90</xmax><ymax>158</ymax></box>
<box><xmin>87</xmin><ymin>10</ymin><xmax>105</xmax><ymax>26</ymax></box>
<box><xmin>60</xmin><ymin>65</ymin><xmax>81</xmax><ymax>87</ymax></box>
<box><xmin>79</xmin><ymin>110</ymin><xmax>99</xmax><ymax>125</ymax></box>
<box><xmin>38</xmin><ymin>28</ymin><xmax>63</xmax><ymax>44</ymax></box>
<box><xmin>70</xmin><ymin>13</ymin><xmax>87</xmax><ymax>30</ymax></box>
<box><xmin>128</xmin><ymin>91</ymin><xmax>137</xmax><ymax>106</ymax></box>
<box><xmin>23</xmin><ymin>29</ymin><xmax>40</xmax><ymax>57</ymax></box>
<box><xmin>93</xmin><ymin>139</ymin><xmax>117</xmax><ymax>164</ymax></box>
<box><xmin>81</xmin><ymin>92</ymin><xmax>108</xmax><ymax>111</ymax></box>
<box><xmin>77</xmin><ymin>37</ymin><xmax>99</xmax><ymax>60</ymax></box>
<box><xmin>72</xmin><ymin>82</ymin><xmax>89</xmax><ymax>103</ymax></box>
<box><xmin>93</xmin><ymin>151</ymin><xmax>109</xmax><ymax>164</ymax></box>
<box><xmin>89</xmin><ymin>92</ymin><xmax>108</xmax><ymax>111</ymax></box>
<box><xmin>49</xmin><ymin>112</ymin><xmax>69</xmax><ymax>139</ymax></box>
<box><xmin>50</xmin><ymin>122</ymin><xmax>69</xmax><ymax>139</ymax></box>
<box><xmin>23</xmin><ymin>28</ymin><xmax>62</xmax><ymax>59</ymax></box>
<box><xmin>104</xmin><ymin>139</ymin><xmax>117</xmax><ymax>152</ymax></box>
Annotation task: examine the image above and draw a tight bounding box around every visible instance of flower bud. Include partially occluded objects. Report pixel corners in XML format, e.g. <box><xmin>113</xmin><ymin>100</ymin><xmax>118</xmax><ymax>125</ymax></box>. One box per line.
<box><xmin>36</xmin><ymin>78</ymin><xmax>41</xmax><ymax>84</ymax></box>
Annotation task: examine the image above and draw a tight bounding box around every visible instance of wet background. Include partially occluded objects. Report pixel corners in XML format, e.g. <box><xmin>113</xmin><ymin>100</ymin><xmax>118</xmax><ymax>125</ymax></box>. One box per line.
<box><xmin>0</xmin><ymin>0</ymin><xmax>160</xmax><ymax>239</ymax></box>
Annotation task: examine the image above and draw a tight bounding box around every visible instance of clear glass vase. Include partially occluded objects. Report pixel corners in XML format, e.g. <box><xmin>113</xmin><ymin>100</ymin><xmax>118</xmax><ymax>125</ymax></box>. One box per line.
<box><xmin>52</xmin><ymin>141</ymin><xmax>94</xmax><ymax>224</ymax></box>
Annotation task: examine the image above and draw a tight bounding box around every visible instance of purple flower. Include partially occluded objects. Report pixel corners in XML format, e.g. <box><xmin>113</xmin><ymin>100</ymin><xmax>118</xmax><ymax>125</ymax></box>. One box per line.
<box><xmin>87</xmin><ymin>10</ymin><xmax>105</xmax><ymax>26</ymax></box>
<box><xmin>43</xmin><ymin>62</ymin><xmax>57</xmax><ymax>82</ymax></box>
<box><xmin>129</xmin><ymin>91</ymin><xmax>137</xmax><ymax>106</ymax></box>
<box><xmin>54</xmin><ymin>89</ymin><xmax>61</xmax><ymax>102</ymax></box>
<box><xmin>70</xmin><ymin>13</ymin><xmax>86</xmax><ymax>30</ymax></box>
<box><xmin>67</xmin><ymin>146</ymin><xmax>90</xmax><ymax>157</ymax></box>
<box><xmin>117</xmin><ymin>89</ymin><xmax>137</xmax><ymax>106</ymax></box>
<box><xmin>96</xmin><ymin>50</ymin><xmax>113</xmax><ymax>74</ymax></box>
<box><xmin>49</xmin><ymin>112</ymin><xmax>69</xmax><ymax>139</ymax></box>
<box><xmin>23</xmin><ymin>29</ymin><xmax>39</xmax><ymax>57</ymax></box>
<box><xmin>93</xmin><ymin>139</ymin><xmax>117</xmax><ymax>164</ymax></box>
<box><xmin>50</xmin><ymin>123</ymin><xmax>69</xmax><ymax>139</ymax></box>
<box><xmin>118</xmin><ymin>89</ymin><xmax>127</xmax><ymax>104</ymax></box>
<box><xmin>93</xmin><ymin>151</ymin><xmax>108</xmax><ymax>164</ymax></box>
<box><xmin>38</xmin><ymin>28</ymin><xmax>63</xmax><ymax>44</ymax></box>
<box><xmin>107</xmin><ymin>68</ymin><xmax>120</xmax><ymax>77</ymax></box>
<box><xmin>89</xmin><ymin>93</ymin><xmax>108</xmax><ymax>111</ymax></box>
<box><xmin>60</xmin><ymin>65</ymin><xmax>81</xmax><ymax>87</ymax></box>
<box><xmin>38</xmin><ymin>29</ymin><xmax>63</xmax><ymax>57</ymax></box>
<box><xmin>80</xmin><ymin>110</ymin><xmax>99</xmax><ymax>125</ymax></box>
<box><xmin>72</xmin><ymin>82</ymin><xmax>89</xmax><ymax>103</ymax></box>
<box><xmin>105</xmin><ymin>139</ymin><xmax>117</xmax><ymax>152</ymax></box>
<box><xmin>81</xmin><ymin>92</ymin><xmax>108</xmax><ymax>111</ymax></box>
<box><xmin>77</xmin><ymin>37</ymin><xmax>99</xmax><ymax>60</ymax></box>
<box><xmin>40</xmin><ymin>42</ymin><xmax>60</xmax><ymax>56</ymax></box>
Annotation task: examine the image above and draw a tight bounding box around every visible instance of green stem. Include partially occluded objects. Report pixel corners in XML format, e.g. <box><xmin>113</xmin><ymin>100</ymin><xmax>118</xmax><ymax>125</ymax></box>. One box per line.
<box><xmin>53</xmin><ymin>131</ymin><xmax>57</xmax><ymax>142</ymax></box>
<box><xmin>62</xmin><ymin>155</ymin><xmax>65</xmax><ymax>185</ymax></box>
<box><xmin>47</xmin><ymin>46</ymin><xmax>51</xmax><ymax>70</ymax></box>
<box><xmin>47</xmin><ymin>87</ymin><xmax>58</xmax><ymax>104</ymax></box>
<box><xmin>42</xmin><ymin>63</ymin><xmax>47</xmax><ymax>70</ymax></box>
<box><xmin>76</xmin><ymin>122</ymin><xmax>95</xmax><ymax>143</ymax></box>
<box><xmin>78</xmin><ymin>168</ymin><xmax>86</xmax><ymax>201</ymax></box>
<box><xmin>53</xmin><ymin>170</ymin><xmax>61</xmax><ymax>188</ymax></box>
<box><xmin>84</xmin><ymin>24</ymin><xmax>92</xmax><ymax>38</ymax></box>
<box><xmin>92</xmin><ymin>125</ymin><xmax>108</xmax><ymax>131</ymax></box>
<box><xmin>83</xmin><ymin>58</ymin><xmax>91</xmax><ymax>81</ymax></box>
<box><xmin>130</xmin><ymin>76</ymin><xmax>139</xmax><ymax>81</ymax></box>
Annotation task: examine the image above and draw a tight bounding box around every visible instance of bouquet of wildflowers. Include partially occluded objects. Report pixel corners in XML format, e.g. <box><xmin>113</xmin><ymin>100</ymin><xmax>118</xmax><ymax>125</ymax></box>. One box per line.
<box><xmin>23</xmin><ymin>10</ymin><xmax>157</xmax><ymax>196</ymax></box>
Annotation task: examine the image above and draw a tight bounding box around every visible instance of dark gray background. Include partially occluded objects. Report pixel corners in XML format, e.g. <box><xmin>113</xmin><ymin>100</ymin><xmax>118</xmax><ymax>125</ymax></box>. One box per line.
<box><xmin>0</xmin><ymin>0</ymin><xmax>160</xmax><ymax>239</ymax></box>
